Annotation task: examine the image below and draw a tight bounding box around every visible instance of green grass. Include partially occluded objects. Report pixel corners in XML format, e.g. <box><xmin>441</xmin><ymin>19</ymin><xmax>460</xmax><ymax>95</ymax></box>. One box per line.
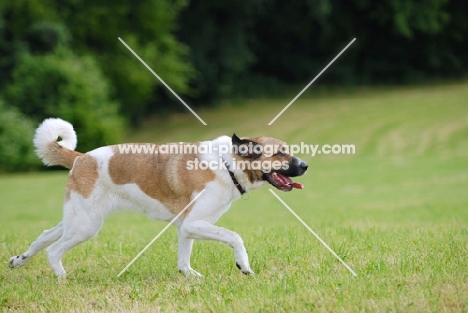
<box><xmin>1</xmin><ymin>82</ymin><xmax>468</xmax><ymax>312</ymax></box>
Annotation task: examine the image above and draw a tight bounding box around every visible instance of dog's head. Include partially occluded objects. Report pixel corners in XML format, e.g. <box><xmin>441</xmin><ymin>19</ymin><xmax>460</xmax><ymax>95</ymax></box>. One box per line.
<box><xmin>231</xmin><ymin>133</ymin><xmax>308</xmax><ymax>191</ymax></box>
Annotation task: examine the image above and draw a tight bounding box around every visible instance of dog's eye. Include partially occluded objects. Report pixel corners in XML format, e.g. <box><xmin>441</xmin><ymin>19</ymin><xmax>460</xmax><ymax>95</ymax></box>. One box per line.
<box><xmin>275</xmin><ymin>151</ymin><xmax>286</xmax><ymax>157</ymax></box>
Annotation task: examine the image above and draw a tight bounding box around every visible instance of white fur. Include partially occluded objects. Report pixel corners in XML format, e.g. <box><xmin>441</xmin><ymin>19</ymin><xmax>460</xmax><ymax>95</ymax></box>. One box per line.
<box><xmin>34</xmin><ymin>118</ymin><xmax>77</xmax><ymax>165</ymax></box>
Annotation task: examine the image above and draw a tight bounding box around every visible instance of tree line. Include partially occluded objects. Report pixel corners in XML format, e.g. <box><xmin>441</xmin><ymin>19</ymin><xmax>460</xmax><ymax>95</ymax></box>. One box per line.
<box><xmin>0</xmin><ymin>0</ymin><xmax>466</xmax><ymax>171</ymax></box>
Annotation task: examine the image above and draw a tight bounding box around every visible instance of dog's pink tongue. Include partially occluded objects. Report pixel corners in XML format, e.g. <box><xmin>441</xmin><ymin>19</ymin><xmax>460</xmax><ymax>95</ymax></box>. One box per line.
<box><xmin>290</xmin><ymin>182</ymin><xmax>304</xmax><ymax>189</ymax></box>
<box><xmin>277</xmin><ymin>173</ymin><xmax>304</xmax><ymax>190</ymax></box>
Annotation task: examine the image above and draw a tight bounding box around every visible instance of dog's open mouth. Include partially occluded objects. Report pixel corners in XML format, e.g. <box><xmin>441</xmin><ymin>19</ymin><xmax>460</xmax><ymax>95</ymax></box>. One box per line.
<box><xmin>264</xmin><ymin>172</ymin><xmax>304</xmax><ymax>191</ymax></box>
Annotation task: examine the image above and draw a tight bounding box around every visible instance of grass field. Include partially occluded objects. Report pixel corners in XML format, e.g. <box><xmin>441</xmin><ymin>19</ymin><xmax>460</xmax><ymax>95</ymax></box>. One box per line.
<box><xmin>1</xmin><ymin>82</ymin><xmax>468</xmax><ymax>312</ymax></box>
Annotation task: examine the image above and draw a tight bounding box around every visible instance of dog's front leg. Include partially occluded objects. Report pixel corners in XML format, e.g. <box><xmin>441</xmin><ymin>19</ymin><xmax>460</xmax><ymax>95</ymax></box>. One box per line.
<box><xmin>177</xmin><ymin>227</ymin><xmax>202</xmax><ymax>277</ymax></box>
<box><xmin>180</xmin><ymin>220</ymin><xmax>254</xmax><ymax>275</ymax></box>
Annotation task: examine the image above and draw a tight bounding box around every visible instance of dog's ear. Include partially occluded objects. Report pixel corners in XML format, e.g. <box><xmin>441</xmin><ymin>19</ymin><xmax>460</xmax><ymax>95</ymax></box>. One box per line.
<box><xmin>232</xmin><ymin>133</ymin><xmax>243</xmax><ymax>147</ymax></box>
<box><xmin>232</xmin><ymin>133</ymin><xmax>262</xmax><ymax>158</ymax></box>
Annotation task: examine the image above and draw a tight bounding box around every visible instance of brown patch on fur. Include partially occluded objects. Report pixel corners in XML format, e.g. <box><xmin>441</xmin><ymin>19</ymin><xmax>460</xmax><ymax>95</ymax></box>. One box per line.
<box><xmin>65</xmin><ymin>155</ymin><xmax>99</xmax><ymax>199</ymax></box>
<box><xmin>43</xmin><ymin>141</ymin><xmax>83</xmax><ymax>169</ymax></box>
<box><xmin>108</xmin><ymin>144</ymin><xmax>215</xmax><ymax>214</ymax></box>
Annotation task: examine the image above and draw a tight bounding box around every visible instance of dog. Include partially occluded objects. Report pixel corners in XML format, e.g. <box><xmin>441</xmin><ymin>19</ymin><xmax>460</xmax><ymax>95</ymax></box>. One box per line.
<box><xmin>9</xmin><ymin>118</ymin><xmax>308</xmax><ymax>277</ymax></box>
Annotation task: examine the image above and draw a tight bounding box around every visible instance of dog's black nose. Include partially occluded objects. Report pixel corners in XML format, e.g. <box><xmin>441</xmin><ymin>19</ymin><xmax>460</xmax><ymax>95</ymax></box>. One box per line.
<box><xmin>301</xmin><ymin>161</ymin><xmax>308</xmax><ymax>171</ymax></box>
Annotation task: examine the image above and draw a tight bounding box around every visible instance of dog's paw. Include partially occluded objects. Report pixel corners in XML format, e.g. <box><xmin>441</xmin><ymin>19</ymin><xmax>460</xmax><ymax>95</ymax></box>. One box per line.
<box><xmin>179</xmin><ymin>267</ymin><xmax>203</xmax><ymax>277</ymax></box>
<box><xmin>242</xmin><ymin>269</ymin><xmax>255</xmax><ymax>276</ymax></box>
<box><xmin>236</xmin><ymin>263</ymin><xmax>255</xmax><ymax>276</ymax></box>
<box><xmin>57</xmin><ymin>274</ymin><xmax>67</xmax><ymax>284</ymax></box>
<box><xmin>9</xmin><ymin>255</ymin><xmax>29</xmax><ymax>269</ymax></box>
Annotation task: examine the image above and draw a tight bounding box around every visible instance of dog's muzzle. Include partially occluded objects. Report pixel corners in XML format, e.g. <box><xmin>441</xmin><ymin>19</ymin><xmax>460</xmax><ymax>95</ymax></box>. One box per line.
<box><xmin>263</xmin><ymin>157</ymin><xmax>308</xmax><ymax>191</ymax></box>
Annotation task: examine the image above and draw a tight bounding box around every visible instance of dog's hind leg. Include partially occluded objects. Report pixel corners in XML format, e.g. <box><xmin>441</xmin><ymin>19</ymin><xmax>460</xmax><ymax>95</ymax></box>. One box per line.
<box><xmin>9</xmin><ymin>222</ymin><xmax>64</xmax><ymax>269</ymax></box>
<box><xmin>46</xmin><ymin>202</ymin><xmax>104</xmax><ymax>278</ymax></box>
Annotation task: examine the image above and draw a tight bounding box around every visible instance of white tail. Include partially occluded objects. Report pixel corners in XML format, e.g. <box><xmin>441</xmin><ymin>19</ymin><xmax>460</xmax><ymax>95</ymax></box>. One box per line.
<box><xmin>33</xmin><ymin>118</ymin><xmax>78</xmax><ymax>166</ymax></box>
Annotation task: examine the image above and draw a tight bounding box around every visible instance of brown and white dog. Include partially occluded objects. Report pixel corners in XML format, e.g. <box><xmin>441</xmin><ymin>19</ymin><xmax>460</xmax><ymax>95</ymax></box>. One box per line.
<box><xmin>9</xmin><ymin>118</ymin><xmax>307</xmax><ymax>277</ymax></box>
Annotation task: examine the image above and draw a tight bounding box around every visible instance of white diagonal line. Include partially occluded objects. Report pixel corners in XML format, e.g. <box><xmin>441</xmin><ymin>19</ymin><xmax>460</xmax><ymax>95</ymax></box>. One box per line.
<box><xmin>269</xmin><ymin>189</ymin><xmax>357</xmax><ymax>277</ymax></box>
<box><xmin>268</xmin><ymin>38</ymin><xmax>356</xmax><ymax>125</ymax></box>
<box><xmin>117</xmin><ymin>189</ymin><xmax>206</xmax><ymax>277</ymax></box>
<box><xmin>118</xmin><ymin>37</ymin><xmax>207</xmax><ymax>126</ymax></box>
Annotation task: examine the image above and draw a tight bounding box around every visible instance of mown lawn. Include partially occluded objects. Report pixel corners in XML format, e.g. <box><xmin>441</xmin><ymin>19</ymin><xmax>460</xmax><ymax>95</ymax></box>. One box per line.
<box><xmin>1</xmin><ymin>82</ymin><xmax>468</xmax><ymax>312</ymax></box>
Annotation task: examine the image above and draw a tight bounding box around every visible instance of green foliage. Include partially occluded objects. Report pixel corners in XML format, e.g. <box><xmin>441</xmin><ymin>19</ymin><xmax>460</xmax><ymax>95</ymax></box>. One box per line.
<box><xmin>178</xmin><ymin>0</ymin><xmax>467</xmax><ymax>96</ymax></box>
<box><xmin>177</xmin><ymin>1</ymin><xmax>258</xmax><ymax>101</ymax></box>
<box><xmin>387</xmin><ymin>0</ymin><xmax>449</xmax><ymax>38</ymax></box>
<box><xmin>24</xmin><ymin>21</ymin><xmax>71</xmax><ymax>54</ymax></box>
<box><xmin>0</xmin><ymin>0</ymin><xmax>467</xmax><ymax>133</ymax></box>
<box><xmin>54</xmin><ymin>0</ymin><xmax>194</xmax><ymax>121</ymax></box>
<box><xmin>0</xmin><ymin>0</ymin><xmax>194</xmax><ymax>122</ymax></box>
<box><xmin>0</xmin><ymin>100</ymin><xmax>39</xmax><ymax>172</ymax></box>
<box><xmin>4</xmin><ymin>48</ymin><xmax>124</xmax><ymax>153</ymax></box>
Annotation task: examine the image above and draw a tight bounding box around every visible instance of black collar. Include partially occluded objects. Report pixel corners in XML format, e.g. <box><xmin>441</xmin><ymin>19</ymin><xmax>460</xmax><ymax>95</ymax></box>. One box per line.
<box><xmin>222</xmin><ymin>160</ymin><xmax>246</xmax><ymax>195</ymax></box>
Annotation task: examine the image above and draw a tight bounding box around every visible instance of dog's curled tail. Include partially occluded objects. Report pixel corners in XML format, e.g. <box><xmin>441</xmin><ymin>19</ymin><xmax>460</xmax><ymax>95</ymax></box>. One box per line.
<box><xmin>34</xmin><ymin>118</ymin><xmax>83</xmax><ymax>169</ymax></box>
